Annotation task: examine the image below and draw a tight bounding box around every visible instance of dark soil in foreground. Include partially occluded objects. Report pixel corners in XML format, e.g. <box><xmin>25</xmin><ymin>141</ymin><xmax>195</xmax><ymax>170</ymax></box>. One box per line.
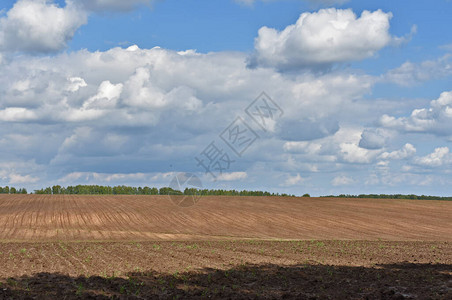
<box><xmin>0</xmin><ymin>240</ymin><xmax>451</xmax><ymax>299</ymax></box>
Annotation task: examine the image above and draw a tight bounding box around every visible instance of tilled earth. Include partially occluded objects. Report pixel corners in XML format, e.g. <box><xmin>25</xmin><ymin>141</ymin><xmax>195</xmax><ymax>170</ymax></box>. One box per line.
<box><xmin>0</xmin><ymin>240</ymin><xmax>451</xmax><ymax>299</ymax></box>
<box><xmin>0</xmin><ymin>195</ymin><xmax>451</xmax><ymax>241</ymax></box>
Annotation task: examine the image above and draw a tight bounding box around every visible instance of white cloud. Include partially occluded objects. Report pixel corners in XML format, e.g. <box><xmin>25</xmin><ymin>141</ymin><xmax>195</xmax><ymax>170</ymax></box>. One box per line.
<box><xmin>0</xmin><ymin>0</ymin><xmax>87</xmax><ymax>53</ymax></box>
<box><xmin>414</xmin><ymin>147</ymin><xmax>452</xmax><ymax>167</ymax></box>
<box><xmin>364</xmin><ymin>171</ymin><xmax>446</xmax><ymax>187</ymax></box>
<box><xmin>249</xmin><ymin>8</ymin><xmax>395</xmax><ymax>71</ymax></box>
<box><xmin>0</xmin><ymin>2</ymin><xmax>451</xmax><ymax>195</ymax></box>
<box><xmin>0</xmin><ymin>160</ymin><xmax>43</xmax><ymax>186</ymax></box>
<box><xmin>9</xmin><ymin>173</ymin><xmax>39</xmax><ymax>184</ymax></box>
<box><xmin>0</xmin><ymin>0</ymin><xmax>155</xmax><ymax>55</ymax></box>
<box><xmin>331</xmin><ymin>175</ymin><xmax>354</xmax><ymax>186</ymax></box>
<box><xmin>380</xmin><ymin>91</ymin><xmax>452</xmax><ymax>136</ymax></box>
<box><xmin>93</xmin><ymin>172</ymin><xmax>147</xmax><ymax>182</ymax></box>
<box><xmin>60</xmin><ymin>172</ymin><xmax>153</xmax><ymax>183</ymax></box>
<box><xmin>282</xmin><ymin>126</ymin><xmax>388</xmax><ymax>171</ymax></box>
<box><xmin>216</xmin><ymin>172</ymin><xmax>248</xmax><ymax>181</ymax></box>
<box><xmin>282</xmin><ymin>173</ymin><xmax>306</xmax><ymax>186</ymax></box>
<box><xmin>339</xmin><ymin>142</ymin><xmax>380</xmax><ymax>164</ymax></box>
<box><xmin>59</xmin><ymin>172</ymin><xmax>87</xmax><ymax>182</ymax></box>
<box><xmin>66</xmin><ymin>77</ymin><xmax>87</xmax><ymax>92</ymax></box>
<box><xmin>0</xmin><ymin>45</ymin><xmax>375</xmax><ymax>135</ymax></box>
<box><xmin>379</xmin><ymin>143</ymin><xmax>416</xmax><ymax>160</ymax></box>
<box><xmin>385</xmin><ymin>55</ymin><xmax>452</xmax><ymax>86</ymax></box>
<box><xmin>83</xmin><ymin>81</ymin><xmax>123</xmax><ymax>109</ymax></box>
<box><xmin>0</xmin><ymin>41</ymin><xmax>444</xmax><ymax>193</ymax></box>
<box><xmin>283</xmin><ymin>141</ymin><xmax>322</xmax><ymax>154</ymax></box>
<box><xmin>358</xmin><ymin>129</ymin><xmax>388</xmax><ymax>150</ymax></box>
<box><xmin>0</xmin><ymin>107</ymin><xmax>37</xmax><ymax>122</ymax></box>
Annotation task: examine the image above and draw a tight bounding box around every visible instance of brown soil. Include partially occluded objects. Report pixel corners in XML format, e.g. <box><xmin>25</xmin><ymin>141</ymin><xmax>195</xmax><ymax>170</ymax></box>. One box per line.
<box><xmin>0</xmin><ymin>241</ymin><xmax>450</xmax><ymax>299</ymax></box>
<box><xmin>0</xmin><ymin>195</ymin><xmax>451</xmax><ymax>299</ymax></box>
<box><xmin>0</xmin><ymin>195</ymin><xmax>450</xmax><ymax>241</ymax></box>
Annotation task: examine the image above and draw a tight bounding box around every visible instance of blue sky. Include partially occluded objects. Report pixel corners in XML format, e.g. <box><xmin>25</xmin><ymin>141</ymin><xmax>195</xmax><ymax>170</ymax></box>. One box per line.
<box><xmin>0</xmin><ymin>0</ymin><xmax>451</xmax><ymax>196</ymax></box>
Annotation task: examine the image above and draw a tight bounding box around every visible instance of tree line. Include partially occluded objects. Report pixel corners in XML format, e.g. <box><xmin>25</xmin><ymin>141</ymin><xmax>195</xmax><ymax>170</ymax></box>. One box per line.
<box><xmin>4</xmin><ymin>185</ymin><xmax>450</xmax><ymax>200</ymax></box>
<box><xmin>321</xmin><ymin>194</ymin><xmax>452</xmax><ymax>201</ymax></box>
<box><xmin>33</xmin><ymin>185</ymin><xmax>297</xmax><ymax>197</ymax></box>
<box><xmin>0</xmin><ymin>186</ymin><xmax>28</xmax><ymax>194</ymax></box>
<box><xmin>35</xmin><ymin>185</ymin><xmax>159</xmax><ymax>195</ymax></box>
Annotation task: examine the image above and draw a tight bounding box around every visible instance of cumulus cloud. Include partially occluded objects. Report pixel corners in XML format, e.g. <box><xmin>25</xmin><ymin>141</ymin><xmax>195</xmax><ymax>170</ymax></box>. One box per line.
<box><xmin>216</xmin><ymin>172</ymin><xmax>248</xmax><ymax>181</ymax></box>
<box><xmin>0</xmin><ymin>0</ymin><xmax>155</xmax><ymax>54</ymax></box>
<box><xmin>1</xmin><ymin>1</ymin><xmax>451</xmax><ymax>194</ymax></box>
<box><xmin>249</xmin><ymin>8</ymin><xmax>395</xmax><ymax>71</ymax></box>
<box><xmin>83</xmin><ymin>81</ymin><xmax>123</xmax><ymax>109</ymax></box>
<box><xmin>0</xmin><ymin>45</ymin><xmax>375</xmax><ymax>136</ymax></box>
<box><xmin>331</xmin><ymin>175</ymin><xmax>354</xmax><ymax>186</ymax></box>
<box><xmin>414</xmin><ymin>147</ymin><xmax>452</xmax><ymax>168</ymax></box>
<box><xmin>0</xmin><ymin>41</ymin><xmax>433</xmax><ymax>192</ymax></box>
<box><xmin>66</xmin><ymin>77</ymin><xmax>87</xmax><ymax>93</ymax></box>
<box><xmin>0</xmin><ymin>160</ymin><xmax>44</xmax><ymax>186</ymax></box>
<box><xmin>282</xmin><ymin>173</ymin><xmax>306</xmax><ymax>186</ymax></box>
<box><xmin>385</xmin><ymin>55</ymin><xmax>452</xmax><ymax>86</ymax></box>
<box><xmin>282</xmin><ymin>126</ymin><xmax>387</xmax><ymax>171</ymax></box>
<box><xmin>358</xmin><ymin>129</ymin><xmax>387</xmax><ymax>150</ymax></box>
<box><xmin>59</xmin><ymin>171</ymin><xmax>168</xmax><ymax>185</ymax></box>
<box><xmin>0</xmin><ymin>107</ymin><xmax>37</xmax><ymax>122</ymax></box>
<box><xmin>339</xmin><ymin>142</ymin><xmax>380</xmax><ymax>163</ymax></box>
<box><xmin>0</xmin><ymin>0</ymin><xmax>87</xmax><ymax>53</ymax></box>
<box><xmin>379</xmin><ymin>143</ymin><xmax>416</xmax><ymax>160</ymax></box>
<box><xmin>380</xmin><ymin>91</ymin><xmax>452</xmax><ymax>136</ymax></box>
<box><xmin>283</xmin><ymin>141</ymin><xmax>322</xmax><ymax>154</ymax></box>
<box><xmin>9</xmin><ymin>173</ymin><xmax>39</xmax><ymax>184</ymax></box>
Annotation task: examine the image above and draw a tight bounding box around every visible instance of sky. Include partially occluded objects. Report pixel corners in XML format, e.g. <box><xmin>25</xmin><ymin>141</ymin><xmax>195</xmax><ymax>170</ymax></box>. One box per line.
<box><xmin>0</xmin><ymin>0</ymin><xmax>451</xmax><ymax>196</ymax></box>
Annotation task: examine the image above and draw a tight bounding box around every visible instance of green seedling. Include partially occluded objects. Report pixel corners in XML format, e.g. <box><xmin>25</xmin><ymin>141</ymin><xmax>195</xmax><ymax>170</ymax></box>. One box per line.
<box><xmin>76</xmin><ymin>283</ymin><xmax>84</xmax><ymax>296</ymax></box>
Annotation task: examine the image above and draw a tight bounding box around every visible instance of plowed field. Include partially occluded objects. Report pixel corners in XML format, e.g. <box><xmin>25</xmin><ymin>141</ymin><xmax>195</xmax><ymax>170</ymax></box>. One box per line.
<box><xmin>0</xmin><ymin>194</ymin><xmax>450</xmax><ymax>241</ymax></box>
<box><xmin>1</xmin><ymin>195</ymin><xmax>451</xmax><ymax>299</ymax></box>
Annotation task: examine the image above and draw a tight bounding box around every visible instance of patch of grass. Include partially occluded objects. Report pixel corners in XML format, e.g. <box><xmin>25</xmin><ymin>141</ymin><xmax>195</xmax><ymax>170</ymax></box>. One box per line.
<box><xmin>7</xmin><ymin>278</ymin><xmax>17</xmax><ymax>287</ymax></box>
<box><xmin>157</xmin><ymin>277</ymin><xmax>166</xmax><ymax>285</ymax></box>
<box><xmin>75</xmin><ymin>283</ymin><xmax>84</xmax><ymax>296</ymax></box>
<box><xmin>186</xmin><ymin>244</ymin><xmax>199</xmax><ymax>250</ymax></box>
<box><xmin>119</xmin><ymin>285</ymin><xmax>126</xmax><ymax>294</ymax></box>
<box><xmin>315</xmin><ymin>241</ymin><xmax>326</xmax><ymax>248</ymax></box>
<box><xmin>58</xmin><ymin>242</ymin><xmax>67</xmax><ymax>251</ymax></box>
